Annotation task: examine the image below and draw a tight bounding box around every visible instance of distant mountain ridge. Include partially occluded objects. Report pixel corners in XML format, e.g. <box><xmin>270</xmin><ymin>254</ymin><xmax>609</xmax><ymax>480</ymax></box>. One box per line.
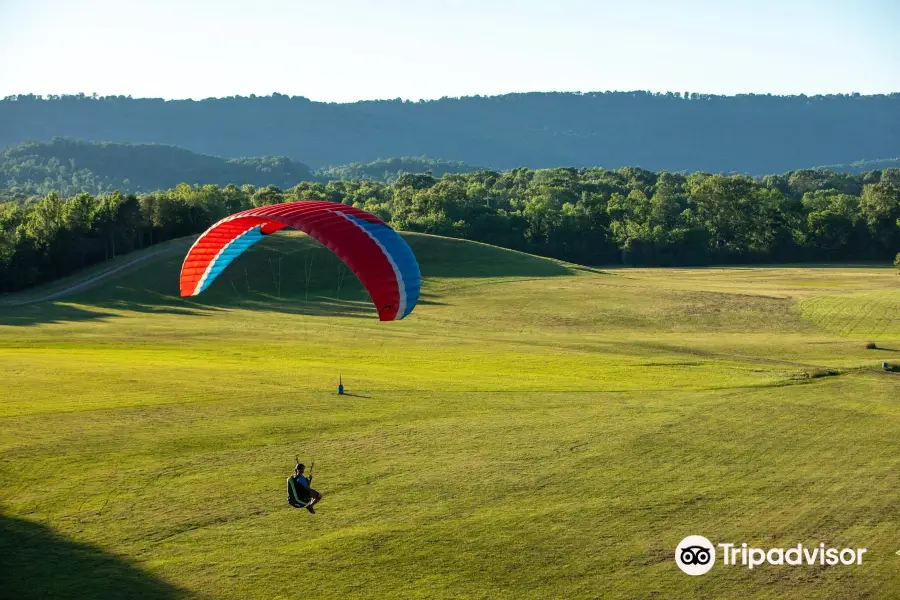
<box><xmin>2</xmin><ymin>91</ymin><xmax>898</xmax><ymax>174</ymax></box>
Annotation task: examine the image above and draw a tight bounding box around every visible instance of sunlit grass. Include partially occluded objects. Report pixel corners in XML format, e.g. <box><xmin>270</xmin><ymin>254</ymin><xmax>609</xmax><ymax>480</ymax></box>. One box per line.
<box><xmin>1</xmin><ymin>233</ymin><xmax>898</xmax><ymax>599</ymax></box>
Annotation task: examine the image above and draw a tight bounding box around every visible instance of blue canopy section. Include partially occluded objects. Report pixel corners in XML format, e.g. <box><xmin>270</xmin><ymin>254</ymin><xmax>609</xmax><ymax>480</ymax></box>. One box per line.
<box><xmin>197</xmin><ymin>226</ymin><xmax>266</xmax><ymax>294</ymax></box>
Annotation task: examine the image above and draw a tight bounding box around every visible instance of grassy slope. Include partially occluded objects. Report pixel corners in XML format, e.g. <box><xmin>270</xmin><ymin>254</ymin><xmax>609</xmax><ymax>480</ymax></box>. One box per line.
<box><xmin>1</xmin><ymin>233</ymin><xmax>899</xmax><ymax>599</ymax></box>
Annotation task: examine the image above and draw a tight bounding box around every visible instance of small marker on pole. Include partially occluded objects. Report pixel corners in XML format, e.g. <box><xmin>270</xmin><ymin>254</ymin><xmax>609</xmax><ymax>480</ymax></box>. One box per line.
<box><xmin>338</xmin><ymin>374</ymin><xmax>344</xmax><ymax>395</ymax></box>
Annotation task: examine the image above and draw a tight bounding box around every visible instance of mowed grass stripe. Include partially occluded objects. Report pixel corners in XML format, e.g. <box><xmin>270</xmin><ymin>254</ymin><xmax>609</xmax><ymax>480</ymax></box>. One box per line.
<box><xmin>800</xmin><ymin>290</ymin><xmax>900</xmax><ymax>337</ymax></box>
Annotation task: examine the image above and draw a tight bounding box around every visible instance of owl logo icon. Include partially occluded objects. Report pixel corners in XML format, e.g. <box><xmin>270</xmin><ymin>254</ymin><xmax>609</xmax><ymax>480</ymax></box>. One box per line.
<box><xmin>675</xmin><ymin>536</ymin><xmax>716</xmax><ymax>575</ymax></box>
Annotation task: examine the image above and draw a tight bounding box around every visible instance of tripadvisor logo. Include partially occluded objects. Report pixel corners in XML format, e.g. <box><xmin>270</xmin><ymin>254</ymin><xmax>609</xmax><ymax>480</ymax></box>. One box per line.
<box><xmin>675</xmin><ymin>536</ymin><xmax>867</xmax><ymax>576</ymax></box>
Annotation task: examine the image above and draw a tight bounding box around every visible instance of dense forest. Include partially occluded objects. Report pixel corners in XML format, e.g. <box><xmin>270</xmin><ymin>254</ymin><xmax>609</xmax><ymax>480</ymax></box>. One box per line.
<box><xmin>0</xmin><ymin>139</ymin><xmax>480</xmax><ymax>199</ymax></box>
<box><xmin>2</xmin><ymin>165</ymin><xmax>898</xmax><ymax>293</ymax></box>
<box><xmin>2</xmin><ymin>92</ymin><xmax>899</xmax><ymax>174</ymax></box>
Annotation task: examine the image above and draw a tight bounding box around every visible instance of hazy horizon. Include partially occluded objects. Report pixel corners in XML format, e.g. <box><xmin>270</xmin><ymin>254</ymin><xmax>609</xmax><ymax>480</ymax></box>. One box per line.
<box><xmin>2</xmin><ymin>0</ymin><xmax>898</xmax><ymax>102</ymax></box>
<box><xmin>6</xmin><ymin>89</ymin><xmax>899</xmax><ymax>103</ymax></box>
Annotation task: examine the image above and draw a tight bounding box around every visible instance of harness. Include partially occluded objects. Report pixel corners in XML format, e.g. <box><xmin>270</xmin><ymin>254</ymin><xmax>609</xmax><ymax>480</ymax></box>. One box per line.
<box><xmin>287</xmin><ymin>476</ymin><xmax>311</xmax><ymax>508</ymax></box>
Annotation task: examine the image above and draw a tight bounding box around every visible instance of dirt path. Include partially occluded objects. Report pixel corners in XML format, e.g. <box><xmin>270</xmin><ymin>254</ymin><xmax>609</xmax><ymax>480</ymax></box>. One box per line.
<box><xmin>2</xmin><ymin>244</ymin><xmax>184</xmax><ymax>307</ymax></box>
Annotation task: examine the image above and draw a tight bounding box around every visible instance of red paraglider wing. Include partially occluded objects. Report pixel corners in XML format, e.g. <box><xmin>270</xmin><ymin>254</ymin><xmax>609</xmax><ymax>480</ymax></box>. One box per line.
<box><xmin>179</xmin><ymin>202</ymin><xmax>421</xmax><ymax>321</ymax></box>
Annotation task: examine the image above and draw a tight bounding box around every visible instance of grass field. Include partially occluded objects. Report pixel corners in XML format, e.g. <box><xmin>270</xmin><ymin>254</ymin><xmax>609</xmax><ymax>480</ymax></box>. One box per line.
<box><xmin>1</xmin><ymin>232</ymin><xmax>899</xmax><ymax>599</ymax></box>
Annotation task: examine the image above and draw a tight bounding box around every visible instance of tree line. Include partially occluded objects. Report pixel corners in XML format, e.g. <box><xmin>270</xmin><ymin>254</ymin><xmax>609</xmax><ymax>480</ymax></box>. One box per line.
<box><xmin>2</xmin><ymin>166</ymin><xmax>899</xmax><ymax>293</ymax></box>
<box><xmin>3</xmin><ymin>92</ymin><xmax>899</xmax><ymax>174</ymax></box>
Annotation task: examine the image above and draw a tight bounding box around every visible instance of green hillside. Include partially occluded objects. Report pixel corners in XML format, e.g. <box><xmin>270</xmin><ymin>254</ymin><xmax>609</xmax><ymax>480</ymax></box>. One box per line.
<box><xmin>0</xmin><ymin>138</ymin><xmax>312</xmax><ymax>197</ymax></box>
<box><xmin>1</xmin><ymin>233</ymin><xmax>899</xmax><ymax>598</ymax></box>
<box><xmin>4</xmin><ymin>139</ymin><xmax>898</xmax><ymax>203</ymax></box>
<box><xmin>0</xmin><ymin>139</ymin><xmax>484</xmax><ymax>201</ymax></box>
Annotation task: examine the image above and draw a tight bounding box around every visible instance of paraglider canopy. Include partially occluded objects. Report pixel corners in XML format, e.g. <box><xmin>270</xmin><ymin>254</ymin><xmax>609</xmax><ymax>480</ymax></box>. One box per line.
<box><xmin>179</xmin><ymin>201</ymin><xmax>421</xmax><ymax>321</ymax></box>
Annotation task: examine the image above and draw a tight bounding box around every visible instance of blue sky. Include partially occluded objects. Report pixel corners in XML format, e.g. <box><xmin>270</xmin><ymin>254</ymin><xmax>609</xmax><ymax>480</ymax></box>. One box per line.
<box><xmin>1</xmin><ymin>0</ymin><xmax>897</xmax><ymax>102</ymax></box>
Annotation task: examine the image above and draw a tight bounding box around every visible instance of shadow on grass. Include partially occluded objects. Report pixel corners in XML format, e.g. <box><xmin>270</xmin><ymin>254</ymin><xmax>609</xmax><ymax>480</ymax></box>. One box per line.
<box><xmin>0</xmin><ymin>299</ymin><xmax>221</xmax><ymax>327</ymax></box>
<box><xmin>0</xmin><ymin>514</ymin><xmax>193</xmax><ymax>600</ymax></box>
<box><xmin>0</xmin><ymin>232</ymin><xmax>575</xmax><ymax>326</ymax></box>
<box><xmin>0</xmin><ymin>303</ymin><xmax>118</xmax><ymax>327</ymax></box>
<box><xmin>239</xmin><ymin>296</ymin><xmax>376</xmax><ymax>319</ymax></box>
<box><xmin>415</xmin><ymin>295</ymin><xmax>447</xmax><ymax>306</ymax></box>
